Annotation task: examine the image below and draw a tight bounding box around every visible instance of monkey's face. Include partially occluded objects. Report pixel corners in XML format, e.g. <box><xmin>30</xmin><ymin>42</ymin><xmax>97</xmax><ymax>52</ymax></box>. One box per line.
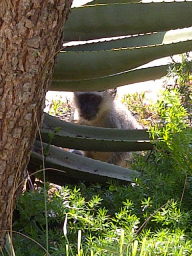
<box><xmin>74</xmin><ymin>92</ymin><xmax>102</xmax><ymax>121</ymax></box>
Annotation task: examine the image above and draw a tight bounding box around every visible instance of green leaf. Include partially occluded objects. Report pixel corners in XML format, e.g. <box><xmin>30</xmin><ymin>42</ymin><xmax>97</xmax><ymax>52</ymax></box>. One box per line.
<box><xmin>51</xmin><ymin>64</ymin><xmax>168</xmax><ymax>91</ymax></box>
<box><xmin>41</xmin><ymin>113</ymin><xmax>152</xmax><ymax>151</ymax></box>
<box><xmin>31</xmin><ymin>141</ymin><xmax>140</xmax><ymax>183</ymax></box>
<box><xmin>85</xmin><ymin>0</ymin><xmax>140</xmax><ymax>5</ymax></box>
<box><xmin>64</xmin><ymin>2</ymin><xmax>192</xmax><ymax>41</ymax></box>
<box><xmin>64</xmin><ymin>28</ymin><xmax>192</xmax><ymax>52</ymax></box>
<box><xmin>54</xmin><ymin>39</ymin><xmax>192</xmax><ymax>81</ymax></box>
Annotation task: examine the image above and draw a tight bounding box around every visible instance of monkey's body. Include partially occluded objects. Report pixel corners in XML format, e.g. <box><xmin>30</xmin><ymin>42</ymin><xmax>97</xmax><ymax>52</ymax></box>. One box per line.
<box><xmin>73</xmin><ymin>91</ymin><xmax>142</xmax><ymax>166</ymax></box>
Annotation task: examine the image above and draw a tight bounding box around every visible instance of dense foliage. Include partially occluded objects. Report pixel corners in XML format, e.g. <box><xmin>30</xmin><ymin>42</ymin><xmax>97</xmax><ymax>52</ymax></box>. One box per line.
<box><xmin>6</xmin><ymin>60</ymin><xmax>192</xmax><ymax>256</ymax></box>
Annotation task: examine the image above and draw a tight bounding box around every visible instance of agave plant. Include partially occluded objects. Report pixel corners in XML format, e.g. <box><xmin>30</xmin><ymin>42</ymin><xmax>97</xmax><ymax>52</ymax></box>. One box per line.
<box><xmin>32</xmin><ymin>0</ymin><xmax>192</xmax><ymax>184</ymax></box>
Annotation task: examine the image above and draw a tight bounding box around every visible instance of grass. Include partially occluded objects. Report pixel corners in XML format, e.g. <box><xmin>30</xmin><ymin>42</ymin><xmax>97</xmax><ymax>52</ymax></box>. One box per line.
<box><xmin>10</xmin><ymin>182</ymin><xmax>192</xmax><ymax>255</ymax></box>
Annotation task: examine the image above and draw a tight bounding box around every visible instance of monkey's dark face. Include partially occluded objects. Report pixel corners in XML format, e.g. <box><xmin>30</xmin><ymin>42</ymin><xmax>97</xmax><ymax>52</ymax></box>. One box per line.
<box><xmin>75</xmin><ymin>93</ymin><xmax>102</xmax><ymax>121</ymax></box>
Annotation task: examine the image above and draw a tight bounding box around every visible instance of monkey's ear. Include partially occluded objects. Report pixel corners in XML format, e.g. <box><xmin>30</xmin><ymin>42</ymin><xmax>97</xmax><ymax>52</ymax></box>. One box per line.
<box><xmin>107</xmin><ymin>88</ymin><xmax>117</xmax><ymax>99</ymax></box>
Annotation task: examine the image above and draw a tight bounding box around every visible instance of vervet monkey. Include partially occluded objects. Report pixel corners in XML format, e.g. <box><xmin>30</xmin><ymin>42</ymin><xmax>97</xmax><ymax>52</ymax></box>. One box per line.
<box><xmin>72</xmin><ymin>90</ymin><xmax>142</xmax><ymax>166</ymax></box>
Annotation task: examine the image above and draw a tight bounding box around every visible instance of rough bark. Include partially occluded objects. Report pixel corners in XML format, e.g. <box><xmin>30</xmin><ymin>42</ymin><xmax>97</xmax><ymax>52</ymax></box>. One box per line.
<box><xmin>0</xmin><ymin>0</ymin><xmax>72</xmax><ymax>245</ymax></box>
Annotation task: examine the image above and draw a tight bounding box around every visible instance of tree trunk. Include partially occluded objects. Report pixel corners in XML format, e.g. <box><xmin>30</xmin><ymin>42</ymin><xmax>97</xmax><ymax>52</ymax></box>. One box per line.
<box><xmin>0</xmin><ymin>0</ymin><xmax>72</xmax><ymax>245</ymax></box>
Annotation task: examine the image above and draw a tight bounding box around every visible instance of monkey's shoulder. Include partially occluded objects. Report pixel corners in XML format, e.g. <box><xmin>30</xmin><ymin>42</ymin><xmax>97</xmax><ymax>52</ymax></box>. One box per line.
<box><xmin>108</xmin><ymin>102</ymin><xmax>142</xmax><ymax>129</ymax></box>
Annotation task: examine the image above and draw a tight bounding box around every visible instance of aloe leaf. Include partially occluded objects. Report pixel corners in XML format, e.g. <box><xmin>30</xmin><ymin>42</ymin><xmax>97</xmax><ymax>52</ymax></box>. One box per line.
<box><xmin>31</xmin><ymin>141</ymin><xmax>140</xmax><ymax>183</ymax></box>
<box><xmin>64</xmin><ymin>2</ymin><xmax>192</xmax><ymax>41</ymax></box>
<box><xmin>51</xmin><ymin>64</ymin><xmax>168</xmax><ymax>91</ymax></box>
<box><xmin>54</xmin><ymin>39</ymin><xmax>192</xmax><ymax>81</ymax></box>
<box><xmin>43</xmin><ymin>113</ymin><xmax>149</xmax><ymax>140</ymax></box>
<box><xmin>64</xmin><ymin>28</ymin><xmax>192</xmax><ymax>52</ymax></box>
<box><xmin>40</xmin><ymin>128</ymin><xmax>152</xmax><ymax>151</ymax></box>
<box><xmin>41</xmin><ymin>113</ymin><xmax>152</xmax><ymax>151</ymax></box>
<box><xmin>85</xmin><ymin>0</ymin><xmax>140</xmax><ymax>5</ymax></box>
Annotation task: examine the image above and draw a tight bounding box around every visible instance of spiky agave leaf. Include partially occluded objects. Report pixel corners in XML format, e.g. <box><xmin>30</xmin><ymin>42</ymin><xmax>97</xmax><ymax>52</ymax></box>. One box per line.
<box><xmin>64</xmin><ymin>2</ymin><xmax>192</xmax><ymax>41</ymax></box>
<box><xmin>40</xmin><ymin>113</ymin><xmax>152</xmax><ymax>151</ymax></box>
<box><xmin>31</xmin><ymin>141</ymin><xmax>140</xmax><ymax>184</ymax></box>
<box><xmin>54</xmin><ymin>38</ymin><xmax>192</xmax><ymax>81</ymax></box>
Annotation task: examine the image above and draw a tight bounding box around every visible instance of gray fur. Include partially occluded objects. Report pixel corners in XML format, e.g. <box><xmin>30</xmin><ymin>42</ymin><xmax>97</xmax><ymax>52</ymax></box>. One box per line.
<box><xmin>73</xmin><ymin>90</ymin><xmax>142</xmax><ymax>166</ymax></box>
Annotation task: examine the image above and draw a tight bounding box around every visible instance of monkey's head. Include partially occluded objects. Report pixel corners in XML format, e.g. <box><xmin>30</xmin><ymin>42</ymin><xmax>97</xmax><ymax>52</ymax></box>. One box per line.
<box><xmin>73</xmin><ymin>91</ymin><xmax>114</xmax><ymax>121</ymax></box>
